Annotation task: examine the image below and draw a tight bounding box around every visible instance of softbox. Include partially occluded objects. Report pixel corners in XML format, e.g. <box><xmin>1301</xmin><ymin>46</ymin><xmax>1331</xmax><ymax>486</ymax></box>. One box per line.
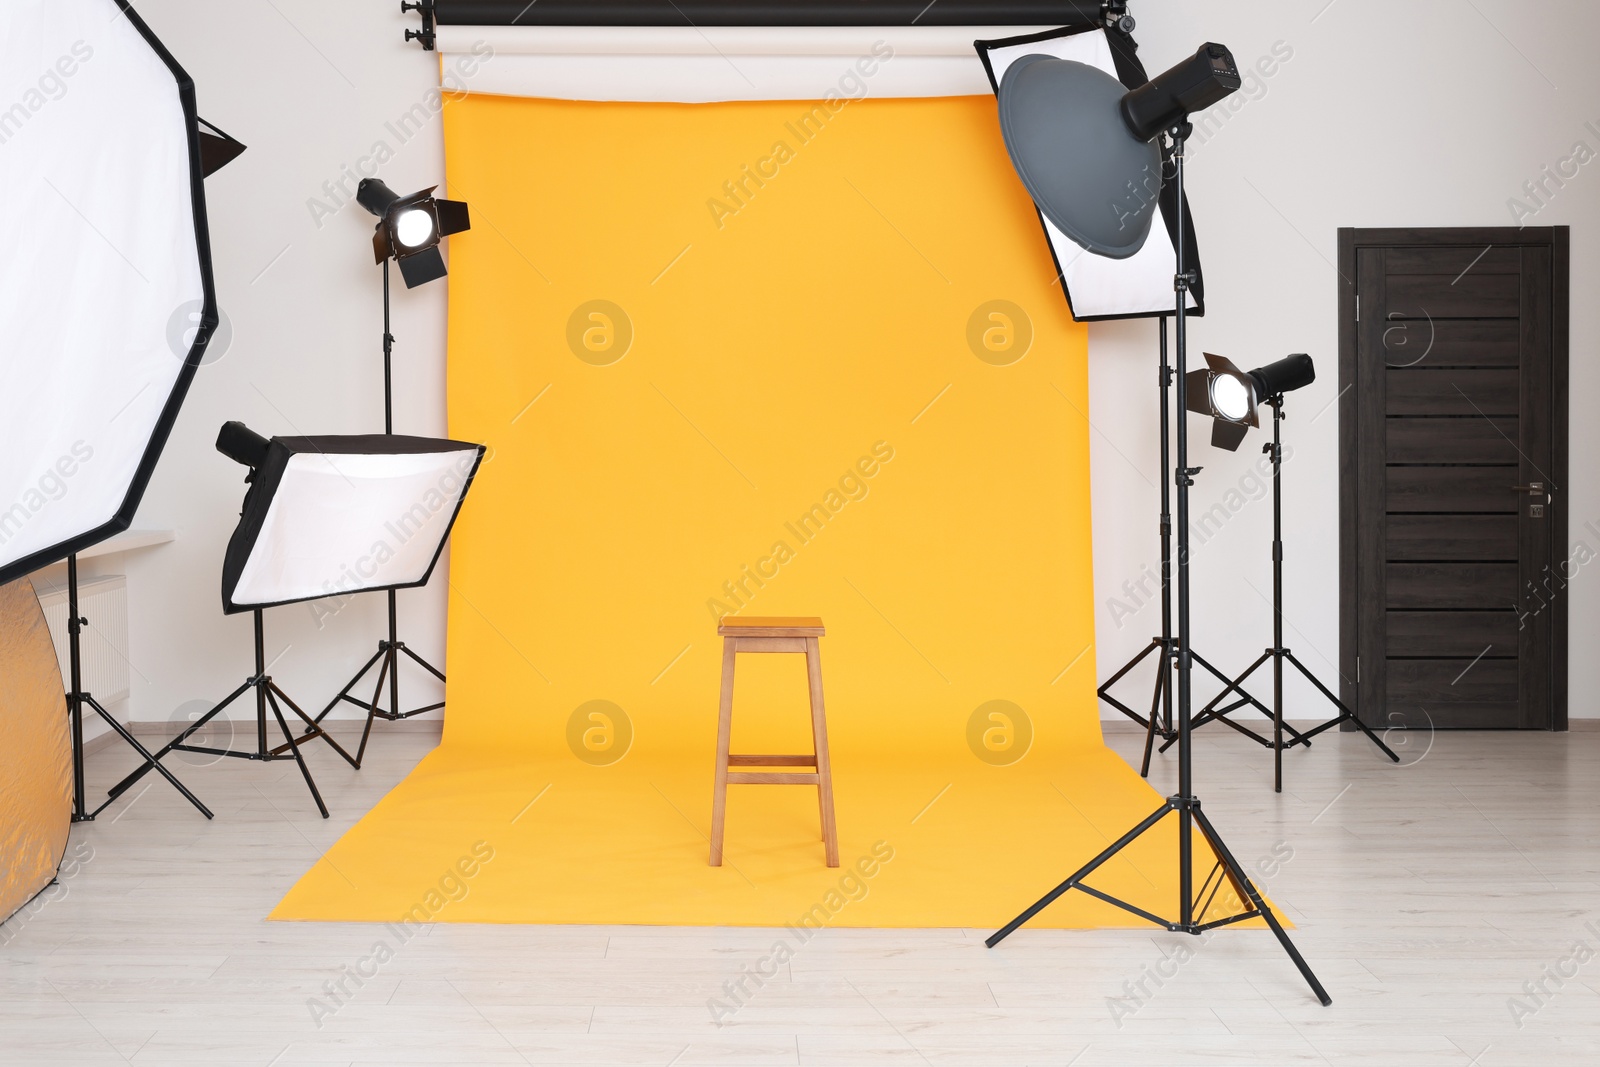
<box><xmin>976</xmin><ymin>26</ymin><xmax>1205</xmax><ymax>321</ymax></box>
<box><xmin>221</xmin><ymin>434</ymin><xmax>486</xmax><ymax>614</ymax></box>
<box><xmin>0</xmin><ymin>0</ymin><xmax>218</xmax><ymax>585</ymax></box>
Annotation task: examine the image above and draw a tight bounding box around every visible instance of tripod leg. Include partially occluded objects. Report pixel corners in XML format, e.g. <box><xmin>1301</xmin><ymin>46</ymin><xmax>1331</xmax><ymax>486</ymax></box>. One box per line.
<box><xmin>1170</xmin><ymin>653</ymin><xmax>1274</xmax><ymax>749</ymax></box>
<box><xmin>1192</xmin><ymin>651</ymin><xmax>1312</xmax><ymax>744</ymax></box>
<box><xmin>400</xmin><ymin>643</ymin><xmax>447</xmax><ymax>683</ymax></box>
<box><xmin>311</xmin><ymin>645</ymin><xmax>385</xmax><ymax>727</ymax></box>
<box><xmin>83</xmin><ymin>695</ymin><xmax>213</xmax><ymax>819</ymax></box>
<box><xmin>1099</xmin><ymin>638</ymin><xmax>1162</xmax><ymax>693</ymax></box>
<box><xmin>355</xmin><ymin>651</ymin><xmax>391</xmax><ymax>769</ymax></box>
<box><xmin>1190</xmin><ymin>805</ymin><xmax>1331</xmax><ymax>1005</ymax></box>
<box><xmin>105</xmin><ymin>680</ymin><xmax>250</xmax><ymax>800</ymax></box>
<box><xmin>1160</xmin><ymin>705</ymin><xmax>1274</xmax><ymax>754</ymax></box>
<box><xmin>1140</xmin><ymin>656</ymin><xmax>1163</xmax><ymax>777</ymax></box>
<box><xmin>1196</xmin><ymin>652</ymin><xmax>1269</xmax><ymax>717</ymax></box>
<box><xmin>1284</xmin><ymin>653</ymin><xmax>1400</xmax><ymax>762</ymax></box>
<box><xmin>266</xmin><ymin>688</ymin><xmax>329</xmax><ymax>819</ymax></box>
<box><xmin>1097</xmin><ymin>639</ymin><xmax>1163</xmax><ymax>731</ymax></box>
<box><xmin>987</xmin><ymin>801</ymin><xmax>1174</xmax><ymax>947</ymax></box>
<box><xmin>274</xmin><ymin>683</ymin><xmax>360</xmax><ymax>769</ymax></box>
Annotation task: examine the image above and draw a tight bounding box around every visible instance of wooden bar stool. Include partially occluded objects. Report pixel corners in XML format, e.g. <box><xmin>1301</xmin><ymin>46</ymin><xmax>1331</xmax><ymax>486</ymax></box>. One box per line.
<box><xmin>709</xmin><ymin>616</ymin><xmax>839</xmax><ymax>868</ymax></box>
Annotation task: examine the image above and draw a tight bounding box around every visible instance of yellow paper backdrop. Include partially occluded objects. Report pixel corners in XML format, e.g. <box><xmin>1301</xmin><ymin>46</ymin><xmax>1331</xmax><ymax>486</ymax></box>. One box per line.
<box><xmin>273</xmin><ymin>91</ymin><xmax>1266</xmax><ymax>930</ymax></box>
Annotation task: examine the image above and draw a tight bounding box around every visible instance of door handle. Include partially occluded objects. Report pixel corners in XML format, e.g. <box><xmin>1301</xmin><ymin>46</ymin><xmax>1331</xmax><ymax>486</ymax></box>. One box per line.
<box><xmin>1511</xmin><ymin>483</ymin><xmax>1545</xmax><ymax>496</ymax></box>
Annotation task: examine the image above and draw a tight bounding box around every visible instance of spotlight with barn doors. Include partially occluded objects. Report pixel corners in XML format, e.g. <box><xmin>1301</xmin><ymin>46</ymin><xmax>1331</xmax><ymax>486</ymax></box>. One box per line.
<box><xmin>1171</xmin><ymin>351</ymin><xmax>1401</xmax><ymax>787</ymax></box>
<box><xmin>356</xmin><ymin>178</ymin><xmax>469</xmax><ymax>289</ymax></box>
<box><xmin>984</xmin><ymin>40</ymin><xmax>1333</xmax><ymax>1006</ymax></box>
<box><xmin>309</xmin><ymin>176</ymin><xmax>473</xmax><ymax>750</ymax></box>
<box><xmin>1186</xmin><ymin>352</ymin><xmax>1317</xmax><ymax>452</ymax></box>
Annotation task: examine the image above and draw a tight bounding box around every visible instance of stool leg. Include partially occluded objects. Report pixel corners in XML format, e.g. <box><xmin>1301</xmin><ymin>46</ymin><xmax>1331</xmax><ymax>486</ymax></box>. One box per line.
<box><xmin>805</xmin><ymin>636</ymin><xmax>839</xmax><ymax>867</ymax></box>
<box><xmin>709</xmin><ymin>637</ymin><xmax>737</xmax><ymax>866</ymax></box>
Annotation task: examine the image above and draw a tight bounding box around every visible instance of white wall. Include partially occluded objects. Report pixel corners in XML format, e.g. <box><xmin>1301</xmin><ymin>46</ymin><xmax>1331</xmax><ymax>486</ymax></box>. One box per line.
<box><xmin>108</xmin><ymin>0</ymin><xmax>1596</xmax><ymax>730</ymax></box>
<box><xmin>1088</xmin><ymin>0</ymin><xmax>1599</xmax><ymax>720</ymax></box>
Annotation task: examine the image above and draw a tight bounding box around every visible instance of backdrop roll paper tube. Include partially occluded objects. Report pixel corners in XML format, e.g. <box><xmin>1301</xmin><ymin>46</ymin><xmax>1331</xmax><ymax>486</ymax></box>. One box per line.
<box><xmin>272</xmin><ymin>91</ymin><xmax>1279</xmax><ymax>929</ymax></box>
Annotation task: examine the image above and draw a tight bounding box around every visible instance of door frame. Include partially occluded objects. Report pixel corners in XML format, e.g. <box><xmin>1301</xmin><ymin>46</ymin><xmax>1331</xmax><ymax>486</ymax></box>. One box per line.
<box><xmin>1337</xmin><ymin>226</ymin><xmax>1569</xmax><ymax>730</ymax></box>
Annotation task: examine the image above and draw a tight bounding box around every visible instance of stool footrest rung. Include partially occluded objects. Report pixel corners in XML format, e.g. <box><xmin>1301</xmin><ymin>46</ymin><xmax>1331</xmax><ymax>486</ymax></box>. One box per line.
<box><xmin>727</xmin><ymin>754</ymin><xmax>816</xmax><ymax>767</ymax></box>
<box><xmin>727</xmin><ymin>771</ymin><xmax>821</xmax><ymax>785</ymax></box>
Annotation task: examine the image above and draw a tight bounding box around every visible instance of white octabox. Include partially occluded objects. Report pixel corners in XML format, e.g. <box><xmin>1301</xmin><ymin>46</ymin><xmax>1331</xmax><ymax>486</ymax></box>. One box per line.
<box><xmin>0</xmin><ymin>0</ymin><xmax>213</xmax><ymax>582</ymax></box>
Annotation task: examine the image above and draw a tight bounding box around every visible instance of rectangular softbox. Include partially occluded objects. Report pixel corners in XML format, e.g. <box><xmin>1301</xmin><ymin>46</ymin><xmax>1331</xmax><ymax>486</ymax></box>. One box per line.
<box><xmin>221</xmin><ymin>435</ymin><xmax>485</xmax><ymax>614</ymax></box>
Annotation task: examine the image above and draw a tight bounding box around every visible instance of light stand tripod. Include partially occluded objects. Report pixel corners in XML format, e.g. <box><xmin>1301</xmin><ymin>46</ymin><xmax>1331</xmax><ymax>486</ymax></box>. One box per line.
<box><xmin>311</xmin><ymin>257</ymin><xmax>447</xmax><ymax>761</ymax></box>
<box><xmin>63</xmin><ymin>555</ymin><xmax>212</xmax><ymax>822</ymax></box>
<box><xmin>106</xmin><ymin>609</ymin><xmax>358</xmax><ymax>818</ymax></box>
<box><xmin>987</xmin><ymin>124</ymin><xmax>1331</xmax><ymax>1006</ymax></box>
<box><xmin>1186</xmin><ymin>395</ymin><xmax>1398</xmax><ymax>791</ymax></box>
<box><xmin>1096</xmin><ymin>297</ymin><xmax>1311</xmax><ymax>780</ymax></box>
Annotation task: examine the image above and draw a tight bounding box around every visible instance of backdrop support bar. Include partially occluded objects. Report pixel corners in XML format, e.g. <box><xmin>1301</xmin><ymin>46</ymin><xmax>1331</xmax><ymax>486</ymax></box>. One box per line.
<box><xmin>427</xmin><ymin>0</ymin><xmax>1107</xmax><ymax>29</ymax></box>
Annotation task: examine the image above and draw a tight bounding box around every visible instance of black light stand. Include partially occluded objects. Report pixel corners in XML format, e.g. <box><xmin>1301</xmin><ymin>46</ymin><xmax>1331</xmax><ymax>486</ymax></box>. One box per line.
<box><xmin>1097</xmin><ymin>317</ymin><xmax>1177</xmax><ymax>751</ymax></box>
<box><xmin>64</xmin><ymin>555</ymin><xmax>213</xmax><ymax>822</ymax></box>
<box><xmin>311</xmin><ymin>257</ymin><xmax>447</xmax><ymax>763</ymax></box>
<box><xmin>1097</xmin><ymin>318</ymin><xmax>1310</xmax><ymax>777</ymax></box>
<box><xmin>1186</xmin><ymin>395</ymin><xmax>1399</xmax><ymax>791</ymax></box>
<box><xmin>987</xmin><ymin>125</ymin><xmax>1331</xmax><ymax>1006</ymax></box>
<box><xmin>106</xmin><ymin>609</ymin><xmax>358</xmax><ymax>818</ymax></box>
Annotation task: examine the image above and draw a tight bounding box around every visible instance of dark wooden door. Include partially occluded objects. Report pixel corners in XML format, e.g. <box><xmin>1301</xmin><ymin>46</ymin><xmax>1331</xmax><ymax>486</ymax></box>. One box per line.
<box><xmin>1339</xmin><ymin>228</ymin><xmax>1568</xmax><ymax>730</ymax></box>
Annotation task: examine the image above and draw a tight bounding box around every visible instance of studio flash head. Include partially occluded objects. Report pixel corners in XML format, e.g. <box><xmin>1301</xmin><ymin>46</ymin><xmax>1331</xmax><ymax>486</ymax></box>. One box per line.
<box><xmin>1248</xmin><ymin>353</ymin><xmax>1316</xmax><ymax>400</ymax></box>
<box><xmin>216</xmin><ymin>420</ymin><xmax>271</xmax><ymax>470</ymax></box>
<box><xmin>1120</xmin><ymin>42</ymin><xmax>1242</xmax><ymax>142</ymax></box>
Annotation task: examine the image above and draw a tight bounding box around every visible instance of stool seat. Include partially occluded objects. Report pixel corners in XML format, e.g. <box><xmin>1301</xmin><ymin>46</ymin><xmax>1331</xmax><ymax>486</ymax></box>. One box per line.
<box><xmin>717</xmin><ymin>616</ymin><xmax>825</xmax><ymax>637</ymax></box>
<box><xmin>709</xmin><ymin>615</ymin><xmax>838</xmax><ymax>867</ymax></box>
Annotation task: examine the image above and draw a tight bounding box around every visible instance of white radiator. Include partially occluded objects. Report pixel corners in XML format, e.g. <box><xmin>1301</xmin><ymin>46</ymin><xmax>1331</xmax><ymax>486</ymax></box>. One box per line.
<box><xmin>34</xmin><ymin>574</ymin><xmax>130</xmax><ymax>705</ymax></box>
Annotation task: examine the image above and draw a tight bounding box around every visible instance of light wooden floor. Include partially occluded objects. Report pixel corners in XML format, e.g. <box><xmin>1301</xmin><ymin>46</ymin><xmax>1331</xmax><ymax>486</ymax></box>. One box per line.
<box><xmin>3</xmin><ymin>718</ymin><xmax>1598</xmax><ymax>1066</ymax></box>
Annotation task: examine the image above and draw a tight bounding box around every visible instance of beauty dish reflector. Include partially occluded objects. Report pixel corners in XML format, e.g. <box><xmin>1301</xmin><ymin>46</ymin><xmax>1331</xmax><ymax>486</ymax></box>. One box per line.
<box><xmin>976</xmin><ymin>27</ymin><xmax>1209</xmax><ymax>321</ymax></box>
<box><xmin>0</xmin><ymin>0</ymin><xmax>226</xmax><ymax>587</ymax></box>
<box><xmin>217</xmin><ymin>427</ymin><xmax>485</xmax><ymax>613</ymax></box>
<box><xmin>998</xmin><ymin>54</ymin><xmax>1161</xmax><ymax>259</ymax></box>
